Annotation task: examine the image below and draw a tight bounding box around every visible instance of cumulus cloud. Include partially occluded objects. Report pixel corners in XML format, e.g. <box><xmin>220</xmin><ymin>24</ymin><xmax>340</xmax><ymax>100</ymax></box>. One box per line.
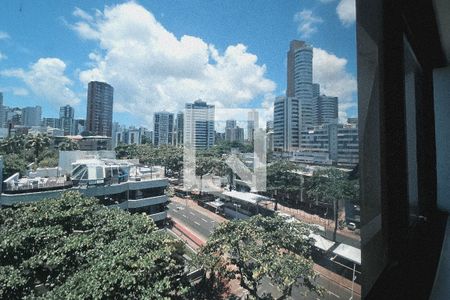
<box><xmin>313</xmin><ymin>48</ymin><xmax>357</xmax><ymax>122</ymax></box>
<box><xmin>336</xmin><ymin>0</ymin><xmax>356</xmax><ymax>26</ymax></box>
<box><xmin>1</xmin><ymin>58</ymin><xmax>80</xmax><ymax>105</ymax></box>
<box><xmin>0</xmin><ymin>31</ymin><xmax>9</xmax><ymax>40</ymax></box>
<box><xmin>293</xmin><ymin>9</ymin><xmax>323</xmax><ymax>38</ymax></box>
<box><xmin>71</xmin><ymin>2</ymin><xmax>276</xmax><ymax>126</ymax></box>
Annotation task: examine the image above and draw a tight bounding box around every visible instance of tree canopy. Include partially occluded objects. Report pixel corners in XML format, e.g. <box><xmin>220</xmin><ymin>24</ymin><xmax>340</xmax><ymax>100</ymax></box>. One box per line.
<box><xmin>0</xmin><ymin>192</ymin><xmax>190</xmax><ymax>299</ymax></box>
<box><xmin>196</xmin><ymin>215</ymin><xmax>321</xmax><ymax>299</ymax></box>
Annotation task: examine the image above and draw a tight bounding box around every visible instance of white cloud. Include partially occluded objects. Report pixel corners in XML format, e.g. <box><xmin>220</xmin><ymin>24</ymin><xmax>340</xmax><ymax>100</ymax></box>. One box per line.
<box><xmin>313</xmin><ymin>48</ymin><xmax>357</xmax><ymax>122</ymax></box>
<box><xmin>0</xmin><ymin>31</ymin><xmax>9</xmax><ymax>40</ymax></box>
<box><xmin>293</xmin><ymin>9</ymin><xmax>323</xmax><ymax>38</ymax></box>
<box><xmin>72</xmin><ymin>2</ymin><xmax>276</xmax><ymax>126</ymax></box>
<box><xmin>0</xmin><ymin>51</ymin><xmax>6</xmax><ymax>61</ymax></box>
<box><xmin>1</xmin><ymin>58</ymin><xmax>80</xmax><ymax>105</ymax></box>
<box><xmin>336</xmin><ymin>0</ymin><xmax>356</xmax><ymax>26</ymax></box>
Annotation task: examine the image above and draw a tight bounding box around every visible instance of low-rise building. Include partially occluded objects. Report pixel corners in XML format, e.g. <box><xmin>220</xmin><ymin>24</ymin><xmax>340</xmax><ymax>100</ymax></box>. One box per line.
<box><xmin>1</xmin><ymin>154</ymin><xmax>169</xmax><ymax>225</ymax></box>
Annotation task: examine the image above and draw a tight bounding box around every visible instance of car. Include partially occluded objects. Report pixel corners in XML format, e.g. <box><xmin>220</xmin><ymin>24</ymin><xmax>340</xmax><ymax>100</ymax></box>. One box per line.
<box><xmin>347</xmin><ymin>222</ymin><xmax>357</xmax><ymax>230</ymax></box>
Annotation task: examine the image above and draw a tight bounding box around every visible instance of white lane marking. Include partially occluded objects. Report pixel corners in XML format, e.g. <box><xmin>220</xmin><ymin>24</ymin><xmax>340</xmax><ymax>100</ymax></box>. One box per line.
<box><xmin>201</xmin><ymin>218</ymin><xmax>208</xmax><ymax>223</ymax></box>
<box><xmin>182</xmin><ymin>214</ymin><xmax>187</xmax><ymax>218</ymax></box>
<box><xmin>327</xmin><ymin>291</ymin><xmax>340</xmax><ymax>298</ymax></box>
<box><xmin>189</xmin><ymin>212</ymin><xmax>195</xmax><ymax>216</ymax></box>
<box><xmin>194</xmin><ymin>221</ymin><xmax>201</xmax><ymax>226</ymax></box>
<box><xmin>268</xmin><ymin>282</ymin><xmax>274</xmax><ymax>287</ymax></box>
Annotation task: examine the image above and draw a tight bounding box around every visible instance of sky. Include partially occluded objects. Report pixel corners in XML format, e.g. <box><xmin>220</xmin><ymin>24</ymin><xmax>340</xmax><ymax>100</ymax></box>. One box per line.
<box><xmin>0</xmin><ymin>0</ymin><xmax>356</xmax><ymax>129</ymax></box>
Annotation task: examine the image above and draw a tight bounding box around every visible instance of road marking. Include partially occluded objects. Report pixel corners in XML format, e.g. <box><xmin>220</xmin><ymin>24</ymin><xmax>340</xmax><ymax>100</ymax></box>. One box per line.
<box><xmin>201</xmin><ymin>218</ymin><xmax>208</xmax><ymax>223</ymax></box>
<box><xmin>189</xmin><ymin>212</ymin><xmax>195</xmax><ymax>216</ymax></box>
<box><xmin>194</xmin><ymin>221</ymin><xmax>201</xmax><ymax>226</ymax></box>
<box><xmin>268</xmin><ymin>282</ymin><xmax>274</xmax><ymax>287</ymax></box>
<box><xmin>327</xmin><ymin>291</ymin><xmax>340</xmax><ymax>298</ymax></box>
<box><xmin>182</xmin><ymin>214</ymin><xmax>187</xmax><ymax>218</ymax></box>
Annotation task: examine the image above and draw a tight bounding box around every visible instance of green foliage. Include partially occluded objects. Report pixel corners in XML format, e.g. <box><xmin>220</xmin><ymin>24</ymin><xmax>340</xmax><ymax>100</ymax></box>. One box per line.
<box><xmin>2</xmin><ymin>153</ymin><xmax>28</xmax><ymax>178</ymax></box>
<box><xmin>197</xmin><ymin>215</ymin><xmax>321</xmax><ymax>299</ymax></box>
<box><xmin>304</xmin><ymin>168</ymin><xmax>359</xmax><ymax>240</ymax></box>
<box><xmin>0</xmin><ymin>191</ymin><xmax>190</xmax><ymax>299</ymax></box>
<box><xmin>58</xmin><ymin>138</ymin><xmax>79</xmax><ymax>151</ymax></box>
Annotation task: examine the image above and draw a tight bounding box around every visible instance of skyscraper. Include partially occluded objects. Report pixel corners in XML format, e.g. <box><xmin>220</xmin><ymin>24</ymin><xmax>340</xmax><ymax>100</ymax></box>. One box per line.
<box><xmin>273</xmin><ymin>96</ymin><xmax>300</xmax><ymax>151</ymax></box>
<box><xmin>176</xmin><ymin>112</ymin><xmax>184</xmax><ymax>146</ymax></box>
<box><xmin>313</xmin><ymin>95</ymin><xmax>338</xmax><ymax>126</ymax></box>
<box><xmin>22</xmin><ymin>106</ymin><xmax>42</xmax><ymax>127</ymax></box>
<box><xmin>225</xmin><ymin>119</ymin><xmax>237</xmax><ymax>129</ymax></box>
<box><xmin>184</xmin><ymin>99</ymin><xmax>215</xmax><ymax>150</ymax></box>
<box><xmin>154</xmin><ymin>112</ymin><xmax>174</xmax><ymax>147</ymax></box>
<box><xmin>86</xmin><ymin>81</ymin><xmax>114</xmax><ymax>137</ymax></box>
<box><xmin>247</xmin><ymin>110</ymin><xmax>259</xmax><ymax>142</ymax></box>
<box><xmin>60</xmin><ymin>105</ymin><xmax>75</xmax><ymax>135</ymax></box>
<box><xmin>287</xmin><ymin>40</ymin><xmax>314</xmax><ymax>130</ymax></box>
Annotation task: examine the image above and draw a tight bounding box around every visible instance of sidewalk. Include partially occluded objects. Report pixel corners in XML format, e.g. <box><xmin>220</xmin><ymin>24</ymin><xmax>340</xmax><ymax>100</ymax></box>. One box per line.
<box><xmin>314</xmin><ymin>264</ymin><xmax>361</xmax><ymax>298</ymax></box>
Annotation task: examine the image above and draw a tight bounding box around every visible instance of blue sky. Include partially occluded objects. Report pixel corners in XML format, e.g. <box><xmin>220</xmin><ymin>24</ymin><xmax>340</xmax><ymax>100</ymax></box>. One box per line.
<box><xmin>0</xmin><ymin>0</ymin><xmax>356</xmax><ymax>128</ymax></box>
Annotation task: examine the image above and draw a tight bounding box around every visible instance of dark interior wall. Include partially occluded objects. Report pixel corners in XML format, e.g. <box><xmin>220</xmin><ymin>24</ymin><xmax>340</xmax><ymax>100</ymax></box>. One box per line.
<box><xmin>358</xmin><ymin>0</ymin><xmax>446</xmax><ymax>298</ymax></box>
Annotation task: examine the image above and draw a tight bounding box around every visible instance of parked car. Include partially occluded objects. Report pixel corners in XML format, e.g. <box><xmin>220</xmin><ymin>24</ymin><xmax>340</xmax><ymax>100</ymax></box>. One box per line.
<box><xmin>347</xmin><ymin>222</ymin><xmax>357</xmax><ymax>230</ymax></box>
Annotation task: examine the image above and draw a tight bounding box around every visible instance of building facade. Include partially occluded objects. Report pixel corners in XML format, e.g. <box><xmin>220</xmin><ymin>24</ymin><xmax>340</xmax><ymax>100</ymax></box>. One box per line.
<box><xmin>176</xmin><ymin>112</ymin><xmax>184</xmax><ymax>146</ymax></box>
<box><xmin>60</xmin><ymin>105</ymin><xmax>75</xmax><ymax>135</ymax></box>
<box><xmin>22</xmin><ymin>106</ymin><xmax>42</xmax><ymax>127</ymax></box>
<box><xmin>313</xmin><ymin>95</ymin><xmax>339</xmax><ymax>126</ymax></box>
<box><xmin>86</xmin><ymin>81</ymin><xmax>114</xmax><ymax>137</ymax></box>
<box><xmin>184</xmin><ymin>99</ymin><xmax>215</xmax><ymax>149</ymax></box>
<box><xmin>153</xmin><ymin>112</ymin><xmax>174</xmax><ymax>147</ymax></box>
<box><xmin>273</xmin><ymin>96</ymin><xmax>301</xmax><ymax>151</ymax></box>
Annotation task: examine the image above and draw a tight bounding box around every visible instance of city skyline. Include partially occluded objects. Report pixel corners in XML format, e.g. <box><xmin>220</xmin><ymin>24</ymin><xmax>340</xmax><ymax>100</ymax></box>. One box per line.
<box><xmin>0</xmin><ymin>1</ymin><xmax>356</xmax><ymax>128</ymax></box>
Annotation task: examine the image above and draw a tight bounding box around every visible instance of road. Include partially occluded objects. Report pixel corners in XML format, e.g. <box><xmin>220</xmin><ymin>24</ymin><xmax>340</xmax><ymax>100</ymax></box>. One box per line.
<box><xmin>168</xmin><ymin>200</ymin><xmax>360</xmax><ymax>299</ymax></box>
<box><xmin>168</xmin><ymin>201</ymin><xmax>218</xmax><ymax>238</ymax></box>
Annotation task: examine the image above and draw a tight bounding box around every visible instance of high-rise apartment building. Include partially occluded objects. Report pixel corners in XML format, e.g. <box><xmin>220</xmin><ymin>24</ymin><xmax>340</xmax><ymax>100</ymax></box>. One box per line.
<box><xmin>43</xmin><ymin>117</ymin><xmax>61</xmax><ymax>129</ymax></box>
<box><xmin>225</xmin><ymin>126</ymin><xmax>244</xmax><ymax>143</ymax></box>
<box><xmin>22</xmin><ymin>106</ymin><xmax>42</xmax><ymax>127</ymax></box>
<box><xmin>176</xmin><ymin>112</ymin><xmax>184</xmax><ymax>146</ymax></box>
<box><xmin>60</xmin><ymin>105</ymin><xmax>75</xmax><ymax>135</ymax></box>
<box><xmin>0</xmin><ymin>92</ymin><xmax>5</xmax><ymax>128</ymax></box>
<box><xmin>247</xmin><ymin>110</ymin><xmax>259</xmax><ymax>142</ymax></box>
<box><xmin>313</xmin><ymin>95</ymin><xmax>338</xmax><ymax>126</ymax></box>
<box><xmin>184</xmin><ymin>99</ymin><xmax>215</xmax><ymax>150</ymax></box>
<box><xmin>273</xmin><ymin>96</ymin><xmax>300</xmax><ymax>151</ymax></box>
<box><xmin>154</xmin><ymin>112</ymin><xmax>174</xmax><ymax>147</ymax></box>
<box><xmin>225</xmin><ymin>119</ymin><xmax>237</xmax><ymax>129</ymax></box>
<box><xmin>86</xmin><ymin>81</ymin><xmax>114</xmax><ymax>137</ymax></box>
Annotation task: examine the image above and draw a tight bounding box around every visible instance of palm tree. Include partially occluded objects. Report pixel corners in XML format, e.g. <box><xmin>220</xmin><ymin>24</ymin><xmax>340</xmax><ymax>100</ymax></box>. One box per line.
<box><xmin>26</xmin><ymin>134</ymin><xmax>51</xmax><ymax>163</ymax></box>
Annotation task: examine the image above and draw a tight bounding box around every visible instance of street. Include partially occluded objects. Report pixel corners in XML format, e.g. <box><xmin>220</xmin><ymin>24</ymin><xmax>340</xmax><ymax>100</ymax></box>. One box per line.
<box><xmin>168</xmin><ymin>201</ymin><xmax>218</xmax><ymax>238</ymax></box>
<box><xmin>168</xmin><ymin>197</ymin><xmax>360</xmax><ymax>299</ymax></box>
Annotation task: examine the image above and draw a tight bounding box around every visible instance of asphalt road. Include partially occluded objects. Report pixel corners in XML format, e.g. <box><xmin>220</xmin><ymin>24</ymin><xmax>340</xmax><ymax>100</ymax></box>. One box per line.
<box><xmin>168</xmin><ymin>202</ymin><xmax>218</xmax><ymax>238</ymax></box>
<box><xmin>168</xmin><ymin>201</ymin><xmax>360</xmax><ymax>300</ymax></box>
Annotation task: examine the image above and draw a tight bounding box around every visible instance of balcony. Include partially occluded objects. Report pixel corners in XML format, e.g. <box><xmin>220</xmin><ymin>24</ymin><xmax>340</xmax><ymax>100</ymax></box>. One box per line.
<box><xmin>128</xmin><ymin>195</ymin><xmax>167</xmax><ymax>209</ymax></box>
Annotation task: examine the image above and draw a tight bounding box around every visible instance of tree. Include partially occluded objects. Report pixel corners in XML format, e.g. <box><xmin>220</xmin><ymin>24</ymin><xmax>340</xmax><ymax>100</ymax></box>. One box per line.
<box><xmin>25</xmin><ymin>134</ymin><xmax>51</xmax><ymax>163</ymax></box>
<box><xmin>266</xmin><ymin>160</ymin><xmax>305</xmax><ymax>210</ymax></box>
<box><xmin>197</xmin><ymin>215</ymin><xmax>321</xmax><ymax>300</ymax></box>
<box><xmin>304</xmin><ymin>168</ymin><xmax>358</xmax><ymax>241</ymax></box>
<box><xmin>0</xmin><ymin>192</ymin><xmax>191</xmax><ymax>299</ymax></box>
<box><xmin>58</xmin><ymin>138</ymin><xmax>79</xmax><ymax>151</ymax></box>
<box><xmin>2</xmin><ymin>153</ymin><xmax>28</xmax><ymax>178</ymax></box>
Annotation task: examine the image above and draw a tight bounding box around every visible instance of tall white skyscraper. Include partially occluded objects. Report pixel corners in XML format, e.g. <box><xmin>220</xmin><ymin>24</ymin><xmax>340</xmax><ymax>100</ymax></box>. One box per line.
<box><xmin>247</xmin><ymin>110</ymin><xmax>259</xmax><ymax>143</ymax></box>
<box><xmin>184</xmin><ymin>99</ymin><xmax>215</xmax><ymax>150</ymax></box>
<box><xmin>154</xmin><ymin>112</ymin><xmax>174</xmax><ymax>147</ymax></box>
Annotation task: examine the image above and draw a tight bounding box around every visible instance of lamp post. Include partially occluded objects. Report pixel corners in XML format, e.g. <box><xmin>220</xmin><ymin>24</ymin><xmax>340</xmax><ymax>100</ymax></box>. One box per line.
<box><xmin>350</xmin><ymin>262</ymin><xmax>356</xmax><ymax>300</ymax></box>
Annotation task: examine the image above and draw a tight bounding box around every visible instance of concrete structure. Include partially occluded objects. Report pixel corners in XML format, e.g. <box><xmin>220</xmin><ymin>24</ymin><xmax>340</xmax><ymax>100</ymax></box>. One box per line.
<box><xmin>60</xmin><ymin>105</ymin><xmax>75</xmax><ymax>135</ymax></box>
<box><xmin>273</xmin><ymin>96</ymin><xmax>301</xmax><ymax>151</ymax></box>
<box><xmin>247</xmin><ymin>110</ymin><xmax>259</xmax><ymax>142</ymax></box>
<box><xmin>86</xmin><ymin>81</ymin><xmax>114</xmax><ymax>137</ymax></box>
<box><xmin>22</xmin><ymin>106</ymin><xmax>42</xmax><ymax>127</ymax></box>
<box><xmin>154</xmin><ymin>112</ymin><xmax>174</xmax><ymax>147</ymax></box>
<box><xmin>1</xmin><ymin>154</ymin><xmax>169</xmax><ymax>225</ymax></box>
<box><xmin>43</xmin><ymin>117</ymin><xmax>61</xmax><ymax>129</ymax></box>
<box><xmin>313</xmin><ymin>95</ymin><xmax>338</xmax><ymax>126</ymax></box>
<box><xmin>184</xmin><ymin>99</ymin><xmax>215</xmax><ymax>149</ymax></box>
<box><xmin>225</xmin><ymin>126</ymin><xmax>244</xmax><ymax>143</ymax></box>
<box><xmin>67</xmin><ymin>135</ymin><xmax>112</xmax><ymax>151</ymax></box>
<box><xmin>176</xmin><ymin>112</ymin><xmax>184</xmax><ymax>145</ymax></box>
<box><xmin>225</xmin><ymin>119</ymin><xmax>236</xmax><ymax>129</ymax></box>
